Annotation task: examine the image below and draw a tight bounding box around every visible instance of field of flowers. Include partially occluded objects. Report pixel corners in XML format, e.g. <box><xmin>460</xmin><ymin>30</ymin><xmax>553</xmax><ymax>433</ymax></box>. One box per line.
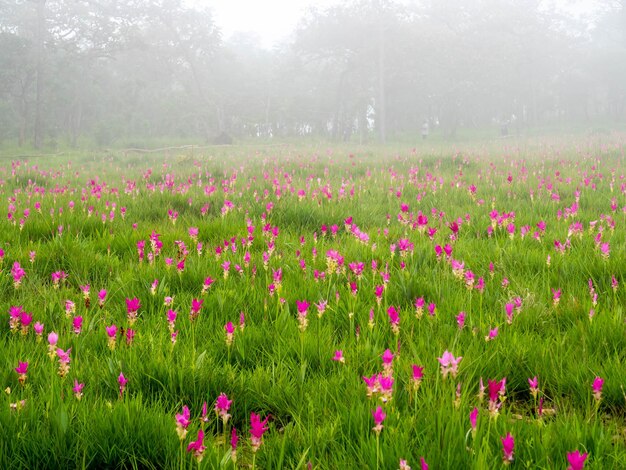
<box><xmin>1</xmin><ymin>140</ymin><xmax>626</xmax><ymax>469</ymax></box>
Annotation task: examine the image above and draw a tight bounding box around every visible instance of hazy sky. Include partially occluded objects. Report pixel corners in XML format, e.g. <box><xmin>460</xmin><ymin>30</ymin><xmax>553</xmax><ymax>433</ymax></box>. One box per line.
<box><xmin>193</xmin><ymin>0</ymin><xmax>602</xmax><ymax>49</ymax></box>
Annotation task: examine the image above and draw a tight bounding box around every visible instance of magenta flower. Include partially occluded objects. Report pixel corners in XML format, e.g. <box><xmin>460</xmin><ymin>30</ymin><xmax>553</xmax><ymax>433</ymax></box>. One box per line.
<box><xmin>225</xmin><ymin>321</ymin><xmax>235</xmax><ymax>346</ymax></box>
<box><xmin>332</xmin><ymin>350</ymin><xmax>345</xmax><ymax>363</ymax></box>
<box><xmin>469</xmin><ymin>407</ymin><xmax>478</xmax><ymax>431</ymax></box>
<box><xmin>118</xmin><ymin>372</ymin><xmax>128</xmax><ymax>398</ymax></box>
<box><xmin>592</xmin><ymin>376</ymin><xmax>604</xmax><ymax>401</ymax></box>
<box><xmin>33</xmin><ymin>321</ymin><xmax>44</xmax><ymax>339</ymax></box>
<box><xmin>186</xmin><ymin>429</ymin><xmax>206</xmax><ymax>463</ymax></box>
<box><xmin>566</xmin><ymin>450</ymin><xmax>588</xmax><ymax>470</ymax></box>
<box><xmin>372</xmin><ymin>406</ymin><xmax>386</xmax><ymax>434</ymax></box>
<box><xmin>485</xmin><ymin>326</ymin><xmax>499</xmax><ymax>342</ymax></box>
<box><xmin>437</xmin><ymin>350</ymin><xmax>462</xmax><ymax>379</ymax></box>
<box><xmin>175</xmin><ymin>405</ymin><xmax>191</xmax><ymax>439</ymax></box>
<box><xmin>11</xmin><ymin>261</ymin><xmax>26</xmax><ymax>288</ymax></box>
<box><xmin>73</xmin><ymin>379</ymin><xmax>85</xmax><ymax>400</ymax></box>
<box><xmin>381</xmin><ymin>349</ymin><xmax>394</xmax><ymax>368</ymax></box>
<box><xmin>98</xmin><ymin>289</ymin><xmax>107</xmax><ymax>307</ymax></box>
<box><xmin>72</xmin><ymin>316</ymin><xmax>83</xmax><ymax>335</ymax></box>
<box><xmin>249</xmin><ymin>412</ymin><xmax>269</xmax><ymax>452</ymax></box>
<box><xmin>420</xmin><ymin>457</ymin><xmax>429</xmax><ymax>470</ymax></box>
<box><xmin>363</xmin><ymin>374</ymin><xmax>379</xmax><ymax>397</ymax></box>
<box><xmin>387</xmin><ymin>306</ymin><xmax>400</xmax><ymax>334</ymax></box>
<box><xmin>56</xmin><ymin>347</ymin><xmax>71</xmax><ymax>377</ymax></box>
<box><xmin>456</xmin><ymin>311</ymin><xmax>466</xmax><ymax>329</ymax></box>
<box><xmin>501</xmin><ymin>432</ymin><xmax>515</xmax><ymax>463</ymax></box>
<box><xmin>528</xmin><ymin>376</ymin><xmax>539</xmax><ymax>399</ymax></box>
<box><xmin>215</xmin><ymin>393</ymin><xmax>232</xmax><ymax>424</ymax></box>
<box><xmin>190</xmin><ymin>298</ymin><xmax>203</xmax><ymax>321</ymax></box>
<box><xmin>15</xmin><ymin>361</ymin><xmax>28</xmax><ymax>385</ymax></box>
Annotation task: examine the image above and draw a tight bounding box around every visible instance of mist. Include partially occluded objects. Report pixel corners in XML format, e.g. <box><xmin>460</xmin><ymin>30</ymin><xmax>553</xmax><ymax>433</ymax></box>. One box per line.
<box><xmin>1</xmin><ymin>0</ymin><xmax>624</xmax><ymax>148</ymax></box>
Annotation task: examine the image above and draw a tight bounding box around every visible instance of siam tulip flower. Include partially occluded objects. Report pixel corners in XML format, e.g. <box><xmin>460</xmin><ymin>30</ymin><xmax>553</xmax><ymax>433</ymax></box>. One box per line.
<box><xmin>387</xmin><ymin>306</ymin><xmax>400</xmax><ymax>335</ymax></box>
<box><xmin>171</xmin><ymin>331</ymin><xmax>178</xmax><ymax>345</ymax></box>
<box><xmin>566</xmin><ymin>450</ymin><xmax>588</xmax><ymax>470</ymax></box>
<box><xmin>600</xmin><ymin>242</ymin><xmax>610</xmax><ymax>259</ymax></box>
<box><xmin>372</xmin><ymin>406</ymin><xmax>386</xmax><ymax>434</ymax></box>
<box><xmin>72</xmin><ymin>316</ymin><xmax>83</xmax><ymax>335</ymax></box>
<box><xmin>399</xmin><ymin>459</ymin><xmax>411</xmax><ymax>470</ymax></box>
<box><xmin>488</xmin><ymin>378</ymin><xmax>507</xmax><ymax>417</ymax></box>
<box><xmin>29</xmin><ymin>251</ymin><xmax>36</xmax><ymax>263</ymax></box>
<box><xmin>411</xmin><ymin>365</ymin><xmax>424</xmax><ymax>392</ymax></box>
<box><xmin>478</xmin><ymin>377</ymin><xmax>486</xmax><ymax>402</ymax></box>
<box><xmin>225</xmin><ymin>322</ymin><xmax>235</xmax><ymax>346</ymax></box>
<box><xmin>187</xmin><ymin>429</ymin><xmax>206</xmax><ymax>463</ymax></box>
<box><xmin>73</xmin><ymin>379</ymin><xmax>85</xmax><ymax>400</ymax></box>
<box><xmin>414</xmin><ymin>297</ymin><xmax>425</xmax><ymax>318</ymax></box>
<box><xmin>11</xmin><ymin>262</ymin><xmax>26</xmax><ymax>288</ymax></box>
<box><xmin>56</xmin><ymin>348</ymin><xmax>71</xmax><ymax>377</ymax></box>
<box><xmin>201</xmin><ymin>276</ymin><xmax>215</xmax><ymax>295</ymax></box>
<box><xmin>190</xmin><ymin>298</ymin><xmax>203</xmax><ymax>321</ymax></box>
<box><xmin>150</xmin><ymin>279</ymin><xmax>159</xmax><ymax>295</ymax></box>
<box><xmin>438</xmin><ymin>351</ymin><xmax>462</xmax><ymax>379</ymax></box>
<box><xmin>378</xmin><ymin>375</ymin><xmax>394</xmax><ymax>403</ymax></box>
<box><xmin>469</xmin><ymin>407</ymin><xmax>478</xmax><ymax>435</ymax></box>
<box><xmin>174</xmin><ymin>405</ymin><xmax>191</xmax><ymax>441</ymax></box>
<box><xmin>528</xmin><ymin>376</ymin><xmax>539</xmax><ymax>399</ymax></box>
<box><xmin>98</xmin><ymin>289</ymin><xmax>107</xmax><ymax>308</ymax></box>
<box><xmin>427</xmin><ymin>302</ymin><xmax>436</xmax><ymax>316</ymax></box>
<box><xmin>188</xmin><ymin>226</ymin><xmax>199</xmax><ymax>241</ymax></box>
<box><xmin>19</xmin><ymin>311</ymin><xmax>32</xmax><ymax>335</ymax></box>
<box><xmin>420</xmin><ymin>457</ymin><xmax>429</xmax><ymax>470</ymax></box>
<box><xmin>475</xmin><ymin>277</ymin><xmax>485</xmax><ymax>294</ymax></box>
<box><xmin>215</xmin><ymin>393</ymin><xmax>232</xmax><ymax>424</ymax></box>
<box><xmin>501</xmin><ymin>432</ymin><xmax>515</xmax><ymax>464</ymax></box>
<box><xmin>47</xmin><ymin>331</ymin><xmax>59</xmax><ymax>358</ymax></box>
<box><xmin>164</xmin><ymin>296</ymin><xmax>174</xmax><ymax>307</ymax></box>
<box><xmin>363</xmin><ymin>374</ymin><xmax>379</xmax><ymax>397</ymax></box>
<box><xmin>33</xmin><ymin>321</ymin><xmax>44</xmax><ymax>340</ymax></box>
<box><xmin>485</xmin><ymin>326</ymin><xmax>498</xmax><ymax>342</ymax></box>
<box><xmin>592</xmin><ymin>376</ymin><xmax>604</xmax><ymax>401</ymax></box>
<box><xmin>381</xmin><ymin>349</ymin><xmax>394</xmax><ymax>375</ymax></box>
<box><xmin>239</xmin><ymin>312</ymin><xmax>246</xmax><ymax>331</ymax></box>
<box><xmin>65</xmin><ymin>300</ymin><xmax>76</xmax><ymax>318</ymax></box>
<box><xmin>552</xmin><ymin>288</ymin><xmax>561</xmax><ymax>307</ymax></box>
<box><xmin>125</xmin><ymin>298</ymin><xmax>140</xmax><ymax>325</ymax></box>
<box><xmin>118</xmin><ymin>372</ymin><xmax>127</xmax><ymax>398</ymax></box>
<box><xmin>9</xmin><ymin>306</ymin><xmax>23</xmax><ymax>333</ymax></box>
<box><xmin>230</xmin><ymin>427</ymin><xmax>238</xmax><ymax>462</ymax></box>
<box><xmin>126</xmin><ymin>328</ymin><xmax>135</xmax><ymax>346</ymax></box>
<box><xmin>51</xmin><ymin>271</ymin><xmax>67</xmax><ymax>288</ymax></box>
<box><xmin>505</xmin><ymin>303</ymin><xmax>515</xmax><ymax>324</ymax></box>
<box><xmin>15</xmin><ymin>362</ymin><xmax>28</xmax><ymax>385</ymax></box>
<box><xmin>454</xmin><ymin>382</ymin><xmax>462</xmax><ymax>408</ymax></box>
<box><xmin>166</xmin><ymin>310</ymin><xmax>177</xmax><ymax>332</ymax></box>
<box><xmin>249</xmin><ymin>412</ymin><xmax>269</xmax><ymax>452</ymax></box>
<box><xmin>296</xmin><ymin>300</ymin><xmax>309</xmax><ymax>332</ymax></box>
<box><xmin>315</xmin><ymin>300</ymin><xmax>327</xmax><ymax>318</ymax></box>
<box><xmin>332</xmin><ymin>350</ymin><xmax>345</xmax><ymax>363</ymax></box>
<box><xmin>456</xmin><ymin>311</ymin><xmax>466</xmax><ymax>329</ymax></box>
<box><xmin>80</xmin><ymin>284</ymin><xmax>91</xmax><ymax>307</ymax></box>
<box><xmin>612</xmin><ymin>275</ymin><xmax>618</xmax><ymax>292</ymax></box>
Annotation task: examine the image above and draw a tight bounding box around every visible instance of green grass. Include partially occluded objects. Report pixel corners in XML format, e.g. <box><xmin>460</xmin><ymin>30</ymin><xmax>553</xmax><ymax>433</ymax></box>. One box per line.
<box><xmin>1</xmin><ymin>137</ymin><xmax>626</xmax><ymax>469</ymax></box>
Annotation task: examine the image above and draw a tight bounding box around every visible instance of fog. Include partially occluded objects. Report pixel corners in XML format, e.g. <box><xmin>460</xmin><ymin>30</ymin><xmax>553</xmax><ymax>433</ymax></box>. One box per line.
<box><xmin>0</xmin><ymin>0</ymin><xmax>624</xmax><ymax>148</ymax></box>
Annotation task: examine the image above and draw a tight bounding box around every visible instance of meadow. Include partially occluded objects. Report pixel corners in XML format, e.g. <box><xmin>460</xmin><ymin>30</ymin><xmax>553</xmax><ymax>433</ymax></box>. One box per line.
<box><xmin>1</xmin><ymin>138</ymin><xmax>626</xmax><ymax>469</ymax></box>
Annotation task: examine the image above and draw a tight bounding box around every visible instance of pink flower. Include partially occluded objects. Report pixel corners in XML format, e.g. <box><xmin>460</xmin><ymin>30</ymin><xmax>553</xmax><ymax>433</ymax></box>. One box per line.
<box><xmin>98</xmin><ymin>289</ymin><xmax>107</xmax><ymax>307</ymax></box>
<box><xmin>125</xmin><ymin>298</ymin><xmax>140</xmax><ymax>325</ymax></box>
<box><xmin>215</xmin><ymin>393</ymin><xmax>232</xmax><ymax>424</ymax></box>
<box><xmin>72</xmin><ymin>316</ymin><xmax>83</xmax><ymax>334</ymax></box>
<box><xmin>420</xmin><ymin>457</ymin><xmax>429</xmax><ymax>470</ymax></box>
<box><xmin>566</xmin><ymin>450</ymin><xmax>588</xmax><ymax>470</ymax></box>
<box><xmin>528</xmin><ymin>376</ymin><xmax>539</xmax><ymax>398</ymax></box>
<box><xmin>56</xmin><ymin>347</ymin><xmax>71</xmax><ymax>377</ymax></box>
<box><xmin>501</xmin><ymin>432</ymin><xmax>515</xmax><ymax>463</ymax></box>
<box><xmin>225</xmin><ymin>321</ymin><xmax>235</xmax><ymax>346</ymax></box>
<box><xmin>15</xmin><ymin>361</ymin><xmax>28</xmax><ymax>385</ymax></box>
<box><xmin>456</xmin><ymin>311</ymin><xmax>465</xmax><ymax>329</ymax></box>
<box><xmin>250</xmin><ymin>412</ymin><xmax>269</xmax><ymax>452</ymax></box>
<box><xmin>175</xmin><ymin>405</ymin><xmax>191</xmax><ymax>439</ymax></box>
<box><xmin>592</xmin><ymin>376</ymin><xmax>604</xmax><ymax>401</ymax></box>
<box><xmin>437</xmin><ymin>350</ymin><xmax>462</xmax><ymax>379</ymax></box>
<box><xmin>118</xmin><ymin>372</ymin><xmax>128</xmax><ymax>398</ymax></box>
<box><xmin>485</xmin><ymin>327</ymin><xmax>498</xmax><ymax>342</ymax></box>
<box><xmin>332</xmin><ymin>350</ymin><xmax>345</xmax><ymax>363</ymax></box>
<box><xmin>73</xmin><ymin>379</ymin><xmax>85</xmax><ymax>400</ymax></box>
<box><xmin>190</xmin><ymin>298</ymin><xmax>203</xmax><ymax>321</ymax></box>
<box><xmin>469</xmin><ymin>407</ymin><xmax>478</xmax><ymax>431</ymax></box>
<box><xmin>387</xmin><ymin>306</ymin><xmax>400</xmax><ymax>334</ymax></box>
<box><xmin>186</xmin><ymin>429</ymin><xmax>206</xmax><ymax>463</ymax></box>
<box><xmin>34</xmin><ymin>321</ymin><xmax>44</xmax><ymax>337</ymax></box>
<box><xmin>372</xmin><ymin>406</ymin><xmax>386</xmax><ymax>434</ymax></box>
